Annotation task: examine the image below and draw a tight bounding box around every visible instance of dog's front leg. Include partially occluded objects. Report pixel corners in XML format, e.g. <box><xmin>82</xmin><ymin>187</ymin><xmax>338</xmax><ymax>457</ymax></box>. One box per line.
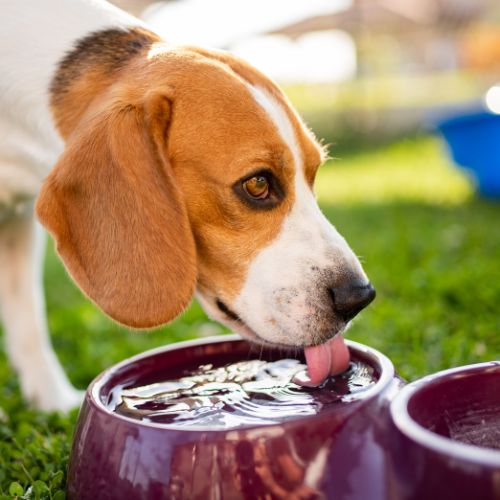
<box><xmin>0</xmin><ymin>207</ymin><xmax>82</xmax><ymax>411</ymax></box>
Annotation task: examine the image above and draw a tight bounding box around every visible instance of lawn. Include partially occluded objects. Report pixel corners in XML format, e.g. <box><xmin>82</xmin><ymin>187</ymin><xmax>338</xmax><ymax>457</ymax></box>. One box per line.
<box><xmin>0</xmin><ymin>135</ymin><xmax>499</xmax><ymax>498</ymax></box>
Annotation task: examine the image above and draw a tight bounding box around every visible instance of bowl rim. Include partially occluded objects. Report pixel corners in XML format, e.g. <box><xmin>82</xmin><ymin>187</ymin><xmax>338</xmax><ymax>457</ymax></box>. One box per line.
<box><xmin>87</xmin><ymin>334</ymin><xmax>395</xmax><ymax>432</ymax></box>
<box><xmin>390</xmin><ymin>361</ymin><xmax>500</xmax><ymax>467</ymax></box>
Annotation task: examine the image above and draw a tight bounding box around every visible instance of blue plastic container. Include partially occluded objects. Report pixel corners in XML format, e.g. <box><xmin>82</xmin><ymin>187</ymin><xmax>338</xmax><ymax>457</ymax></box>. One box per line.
<box><xmin>437</xmin><ymin>111</ymin><xmax>500</xmax><ymax>198</ymax></box>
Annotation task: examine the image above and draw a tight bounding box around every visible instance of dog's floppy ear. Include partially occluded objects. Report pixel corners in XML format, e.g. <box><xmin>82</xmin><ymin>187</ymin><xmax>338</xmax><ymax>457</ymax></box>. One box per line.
<box><xmin>36</xmin><ymin>91</ymin><xmax>197</xmax><ymax>328</ymax></box>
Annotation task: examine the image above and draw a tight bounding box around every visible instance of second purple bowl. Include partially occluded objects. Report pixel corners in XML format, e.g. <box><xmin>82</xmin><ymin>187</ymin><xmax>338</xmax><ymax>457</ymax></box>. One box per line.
<box><xmin>389</xmin><ymin>361</ymin><xmax>500</xmax><ymax>500</ymax></box>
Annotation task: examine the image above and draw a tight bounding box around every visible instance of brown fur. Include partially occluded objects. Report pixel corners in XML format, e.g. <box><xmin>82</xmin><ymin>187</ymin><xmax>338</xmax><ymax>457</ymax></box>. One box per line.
<box><xmin>37</xmin><ymin>28</ymin><xmax>324</xmax><ymax>328</ymax></box>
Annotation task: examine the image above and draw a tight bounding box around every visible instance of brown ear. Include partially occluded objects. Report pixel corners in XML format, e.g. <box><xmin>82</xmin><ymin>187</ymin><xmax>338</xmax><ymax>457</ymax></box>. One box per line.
<box><xmin>36</xmin><ymin>94</ymin><xmax>197</xmax><ymax>328</ymax></box>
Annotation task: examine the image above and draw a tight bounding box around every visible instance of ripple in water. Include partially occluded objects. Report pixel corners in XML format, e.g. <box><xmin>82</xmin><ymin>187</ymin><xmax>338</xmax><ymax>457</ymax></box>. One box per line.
<box><xmin>108</xmin><ymin>359</ymin><xmax>377</xmax><ymax>429</ymax></box>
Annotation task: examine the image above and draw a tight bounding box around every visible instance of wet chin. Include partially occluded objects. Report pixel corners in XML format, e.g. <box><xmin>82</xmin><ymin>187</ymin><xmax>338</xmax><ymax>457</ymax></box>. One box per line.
<box><xmin>234</xmin><ymin>313</ymin><xmax>349</xmax><ymax>348</ymax></box>
<box><xmin>196</xmin><ymin>292</ymin><xmax>347</xmax><ymax>348</ymax></box>
<box><xmin>227</xmin><ymin>316</ymin><xmax>349</xmax><ymax>349</ymax></box>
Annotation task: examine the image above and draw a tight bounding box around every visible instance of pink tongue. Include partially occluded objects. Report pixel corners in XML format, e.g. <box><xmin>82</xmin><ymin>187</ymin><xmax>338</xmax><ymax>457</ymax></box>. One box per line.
<box><xmin>304</xmin><ymin>342</ymin><xmax>331</xmax><ymax>386</ymax></box>
<box><xmin>329</xmin><ymin>334</ymin><xmax>351</xmax><ymax>376</ymax></box>
<box><xmin>301</xmin><ymin>335</ymin><xmax>351</xmax><ymax>386</ymax></box>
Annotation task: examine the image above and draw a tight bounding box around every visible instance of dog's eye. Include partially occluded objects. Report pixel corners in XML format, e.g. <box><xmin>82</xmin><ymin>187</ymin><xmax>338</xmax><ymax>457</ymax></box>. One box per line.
<box><xmin>233</xmin><ymin>169</ymin><xmax>283</xmax><ymax>210</ymax></box>
<box><xmin>243</xmin><ymin>176</ymin><xmax>269</xmax><ymax>199</ymax></box>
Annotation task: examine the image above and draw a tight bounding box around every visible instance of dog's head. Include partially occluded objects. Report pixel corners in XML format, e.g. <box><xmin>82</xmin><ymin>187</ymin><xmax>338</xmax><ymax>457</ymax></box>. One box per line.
<box><xmin>37</xmin><ymin>30</ymin><xmax>374</xmax><ymax>350</ymax></box>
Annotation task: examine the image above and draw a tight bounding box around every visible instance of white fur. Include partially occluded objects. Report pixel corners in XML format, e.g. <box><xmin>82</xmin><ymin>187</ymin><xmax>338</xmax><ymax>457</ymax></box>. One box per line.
<box><xmin>0</xmin><ymin>0</ymin><xmax>142</xmax><ymax>410</ymax></box>
<box><xmin>0</xmin><ymin>0</ymin><xmax>142</xmax><ymax>204</ymax></box>
<box><xmin>233</xmin><ymin>86</ymin><xmax>367</xmax><ymax>346</ymax></box>
<box><xmin>0</xmin><ymin>210</ymin><xmax>83</xmax><ymax>410</ymax></box>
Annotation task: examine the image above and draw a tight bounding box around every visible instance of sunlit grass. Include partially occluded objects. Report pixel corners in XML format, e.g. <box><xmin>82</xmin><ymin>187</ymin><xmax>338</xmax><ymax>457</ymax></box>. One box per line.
<box><xmin>316</xmin><ymin>135</ymin><xmax>474</xmax><ymax>205</ymax></box>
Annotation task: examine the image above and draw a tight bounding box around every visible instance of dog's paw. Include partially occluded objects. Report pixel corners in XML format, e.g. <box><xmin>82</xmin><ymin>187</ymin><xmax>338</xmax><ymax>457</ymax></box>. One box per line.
<box><xmin>34</xmin><ymin>387</ymin><xmax>85</xmax><ymax>413</ymax></box>
<box><xmin>20</xmin><ymin>371</ymin><xmax>85</xmax><ymax>412</ymax></box>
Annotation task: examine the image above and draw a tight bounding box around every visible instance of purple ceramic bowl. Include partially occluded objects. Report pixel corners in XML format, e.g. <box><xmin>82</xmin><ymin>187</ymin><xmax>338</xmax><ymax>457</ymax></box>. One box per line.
<box><xmin>67</xmin><ymin>335</ymin><xmax>401</xmax><ymax>500</ymax></box>
<box><xmin>389</xmin><ymin>361</ymin><xmax>500</xmax><ymax>500</ymax></box>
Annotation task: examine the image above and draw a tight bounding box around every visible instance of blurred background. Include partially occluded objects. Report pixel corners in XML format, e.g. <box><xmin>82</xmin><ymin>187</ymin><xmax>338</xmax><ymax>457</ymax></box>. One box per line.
<box><xmin>3</xmin><ymin>0</ymin><xmax>500</xmax><ymax>405</ymax></box>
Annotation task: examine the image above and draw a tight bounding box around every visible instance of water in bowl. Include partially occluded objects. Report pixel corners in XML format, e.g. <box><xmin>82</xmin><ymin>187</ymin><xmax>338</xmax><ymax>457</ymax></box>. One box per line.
<box><xmin>107</xmin><ymin>358</ymin><xmax>377</xmax><ymax>429</ymax></box>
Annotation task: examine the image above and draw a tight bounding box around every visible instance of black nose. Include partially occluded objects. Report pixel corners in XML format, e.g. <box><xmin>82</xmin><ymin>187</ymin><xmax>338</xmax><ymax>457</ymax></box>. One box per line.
<box><xmin>329</xmin><ymin>282</ymin><xmax>376</xmax><ymax>322</ymax></box>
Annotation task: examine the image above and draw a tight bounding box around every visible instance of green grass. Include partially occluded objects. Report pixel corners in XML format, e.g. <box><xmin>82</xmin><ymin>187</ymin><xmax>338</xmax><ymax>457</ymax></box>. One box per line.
<box><xmin>1</xmin><ymin>135</ymin><xmax>499</xmax><ymax>498</ymax></box>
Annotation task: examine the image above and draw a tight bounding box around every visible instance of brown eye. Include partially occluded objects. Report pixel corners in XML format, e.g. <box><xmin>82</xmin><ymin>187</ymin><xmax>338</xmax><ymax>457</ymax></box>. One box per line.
<box><xmin>243</xmin><ymin>176</ymin><xmax>269</xmax><ymax>199</ymax></box>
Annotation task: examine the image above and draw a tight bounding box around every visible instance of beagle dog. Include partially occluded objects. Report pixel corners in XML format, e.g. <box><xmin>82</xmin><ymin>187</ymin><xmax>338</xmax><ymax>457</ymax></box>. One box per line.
<box><xmin>0</xmin><ymin>0</ymin><xmax>375</xmax><ymax>411</ymax></box>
